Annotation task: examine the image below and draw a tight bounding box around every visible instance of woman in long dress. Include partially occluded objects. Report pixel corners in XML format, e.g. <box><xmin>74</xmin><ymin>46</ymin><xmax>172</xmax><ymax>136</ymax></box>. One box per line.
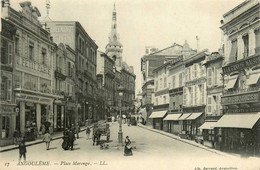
<box><xmin>124</xmin><ymin>136</ymin><xmax>133</xmax><ymax>156</ymax></box>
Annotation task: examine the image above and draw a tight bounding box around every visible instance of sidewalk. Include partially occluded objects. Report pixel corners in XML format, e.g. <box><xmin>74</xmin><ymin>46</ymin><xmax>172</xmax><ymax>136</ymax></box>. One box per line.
<box><xmin>0</xmin><ymin>124</ymin><xmax>96</xmax><ymax>153</ymax></box>
<box><xmin>137</xmin><ymin>123</ymin><xmax>240</xmax><ymax>159</ymax></box>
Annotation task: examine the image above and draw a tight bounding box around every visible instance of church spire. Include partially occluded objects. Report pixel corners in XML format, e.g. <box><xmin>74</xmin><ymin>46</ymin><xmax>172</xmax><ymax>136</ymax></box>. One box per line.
<box><xmin>46</xmin><ymin>0</ymin><xmax>50</xmax><ymax>17</ymax></box>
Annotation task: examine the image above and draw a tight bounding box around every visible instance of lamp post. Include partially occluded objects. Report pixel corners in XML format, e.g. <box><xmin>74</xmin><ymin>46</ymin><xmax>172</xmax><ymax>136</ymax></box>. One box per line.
<box><xmin>118</xmin><ymin>85</ymin><xmax>124</xmax><ymax>144</ymax></box>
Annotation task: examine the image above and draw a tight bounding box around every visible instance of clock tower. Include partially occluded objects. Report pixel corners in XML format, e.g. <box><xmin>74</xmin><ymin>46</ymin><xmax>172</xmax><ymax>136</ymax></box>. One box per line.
<box><xmin>105</xmin><ymin>3</ymin><xmax>123</xmax><ymax>68</ymax></box>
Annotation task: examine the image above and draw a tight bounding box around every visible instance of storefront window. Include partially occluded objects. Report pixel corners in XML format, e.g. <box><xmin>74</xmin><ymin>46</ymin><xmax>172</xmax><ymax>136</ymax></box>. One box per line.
<box><xmin>24</xmin><ymin>73</ymin><xmax>38</xmax><ymax>91</ymax></box>
<box><xmin>1</xmin><ymin>116</ymin><xmax>10</xmax><ymax>138</ymax></box>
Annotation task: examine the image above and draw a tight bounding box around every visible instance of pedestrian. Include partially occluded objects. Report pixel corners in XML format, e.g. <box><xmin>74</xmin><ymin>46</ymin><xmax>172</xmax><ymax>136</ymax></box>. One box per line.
<box><xmin>124</xmin><ymin>136</ymin><xmax>133</xmax><ymax>156</ymax></box>
<box><xmin>75</xmin><ymin>123</ymin><xmax>80</xmax><ymax>139</ymax></box>
<box><xmin>43</xmin><ymin>130</ymin><xmax>52</xmax><ymax>150</ymax></box>
<box><xmin>86</xmin><ymin>126</ymin><xmax>91</xmax><ymax>140</ymax></box>
<box><xmin>106</xmin><ymin>126</ymin><xmax>110</xmax><ymax>142</ymax></box>
<box><xmin>18</xmin><ymin>139</ymin><xmax>26</xmax><ymax>161</ymax></box>
<box><xmin>62</xmin><ymin>128</ymin><xmax>69</xmax><ymax>150</ymax></box>
<box><xmin>68</xmin><ymin>129</ymin><xmax>75</xmax><ymax>150</ymax></box>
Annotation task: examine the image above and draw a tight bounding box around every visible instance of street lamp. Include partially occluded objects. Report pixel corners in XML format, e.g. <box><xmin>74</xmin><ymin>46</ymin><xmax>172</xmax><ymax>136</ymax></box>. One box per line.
<box><xmin>118</xmin><ymin>85</ymin><xmax>124</xmax><ymax>145</ymax></box>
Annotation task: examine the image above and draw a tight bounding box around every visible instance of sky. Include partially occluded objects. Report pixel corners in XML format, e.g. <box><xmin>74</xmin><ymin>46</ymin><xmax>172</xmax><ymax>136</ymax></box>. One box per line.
<box><xmin>11</xmin><ymin>0</ymin><xmax>243</xmax><ymax>94</ymax></box>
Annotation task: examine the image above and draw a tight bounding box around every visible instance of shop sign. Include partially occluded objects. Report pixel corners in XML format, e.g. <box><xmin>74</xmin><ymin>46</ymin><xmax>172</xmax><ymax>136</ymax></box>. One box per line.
<box><xmin>224</xmin><ymin>107</ymin><xmax>260</xmax><ymax>113</ymax></box>
<box><xmin>222</xmin><ymin>55</ymin><xmax>260</xmax><ymax>74</ymax></box>
<box><xmin>185</xmin><ymin>77</ymin><xmax>206</xmax><ymax>87</ymax></box>
<box><xmin>221</xmin><ymin>92</ymin><xmax>259</xmax><ymax>105</ymax></box>
<box><xmin>0</xmin><ymin>105</ymin><xmax>15</xmax><ymax>113</ymax></box>
<box><xmin>26</xmin><ymin>102</ymin><xmax>34</xmax><ymax>107</ymax></box>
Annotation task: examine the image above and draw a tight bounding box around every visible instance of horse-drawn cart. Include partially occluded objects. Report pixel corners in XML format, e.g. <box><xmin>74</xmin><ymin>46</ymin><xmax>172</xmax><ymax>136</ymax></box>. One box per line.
<box><xmin>93</xmin><ymin>123</ymin><xmax>110</xmax><ymax>145</ymax></box>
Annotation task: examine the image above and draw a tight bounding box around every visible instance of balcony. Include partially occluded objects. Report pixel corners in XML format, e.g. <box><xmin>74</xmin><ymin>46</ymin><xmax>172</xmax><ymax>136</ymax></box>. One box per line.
<box><xmin>16</xmin><ymin>56</ymin><xmax>51</xmax><ymax>75</ymax></box>
<box><xmin>55</xmin><ymin>68</ymin><xmax>66</xmax><ymax>81</ymax></box>
<box><xmin>223</xmin><ymin>86</ymin><xmax>260</xmax><ymax>96</ymax></box>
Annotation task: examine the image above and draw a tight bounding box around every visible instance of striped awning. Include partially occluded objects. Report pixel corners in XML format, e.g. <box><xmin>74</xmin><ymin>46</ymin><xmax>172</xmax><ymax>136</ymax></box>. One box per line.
<box><xmin>149</xmin><ymin>110</ymin><xmax>167</xmax><ymax>119</ymax></box>
<box><xmin>163</xmin><ymin>113</ymin><xmax>182</xmax><ymax>121</ymax></box>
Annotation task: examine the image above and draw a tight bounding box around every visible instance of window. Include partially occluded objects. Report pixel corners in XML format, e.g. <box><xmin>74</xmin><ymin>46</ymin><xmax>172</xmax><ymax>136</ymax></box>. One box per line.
<box><xmin>14</xmin><ymin>71</ymin><xmax>22</xmax><ymax>88</ymax></box>
<box><xmin>230</xmin><ymin>39</ymin><xmax>237</xmax><ymax>63</ymax></box>
<box><xmin>183</xmin><ymin>88</ymin><xmax>187</xmax><ymax>105</ymax></box>
<box><xmin>15</xmin><ymin>36</ymin><xmax>19</xmax><ymax>55</ymax></box>
<box><xmin>189</xmin><ymin>87</ymin><xmax>193</xmax><ymax>105</ymax></box>
<box><xmin>1</xmin><ymin>40</ymin><xmax>12</xmax><ymax>65</ymax></box>
<box><xmin>1</xmin><ymin>77</ymin><xmax>11</xmax><ymax>101</ymax></box>
<box><xmin>194</xmin><ymin>86</ymin><xmax>198</xmax><ymax>105</ymax></box>
<box><xmin>42</xmin><ymin>48</ymin><xmax>47</xmax><ymax>65</ymax></box>
<box><xmin>40</xmin><ymin>78</ymin><xmax>51</xmax><ymax>93</ymax></box>
<box><xmin>194</xmin><ymin>64</ymin><xmax>197</xmax><ymax>78</ymax></box>
<box><xmin>160</xmin><ymin>78</ymin><xmax>162</xmax><ymax>89</ymax></box>
<box><xmin>1</xmin><ymin>116</ymin><xmax>10</xmax><ymax>138</ymax></box>
<box><xmin>155</xmin><ymin>81</ymin><xmax>158</xmax><ymax>91</ymax></box>
<box><xmin>255</xmin><ymin>29</ymin><xmax>260</xmax><ymax>49</ymax></box>
<box><xmin>208</xmin><ymin>96</ymin><xmax>212</xmax><ymax>114</ymax></box>
<box><xmin>24</xmin><ymin>73</ymin><xmax>38</xmax><ymax>91</ymax></box>
<box><xmin>29</xmin><ymin>42</ymin><xmax>34</xmax><ymax>60</ymax></box>
<box><xmin>68</xmin><ymin>62</ymin><xmax>71</xmax><ymax>77</ymax></box>
<box><xmin>163</xmin><ymin>96</ymin><xmax>166</xmax><ymax>104</ymax></box>
<box><xmin>208</xmin><ymin>68</ymin><xmax>212</xmax><ymax>86</ymax></box>
<box><xmin>172</xmin><ymin>76</ymin><xmax>176</xmax><ymax>88</ymax></box>
<box><xmin>242</xmin><ymin>34</ymin><xmax>249</xmax><ymax>58</ymax></box>
<box><xmin>179</xmin><ymin>73</ymin><xmax>183</xmax><ymax>87</ymax></box>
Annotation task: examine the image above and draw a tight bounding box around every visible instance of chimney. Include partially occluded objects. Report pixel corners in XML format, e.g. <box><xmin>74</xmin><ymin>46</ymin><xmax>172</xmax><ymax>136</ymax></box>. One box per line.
<box><xmin>196</xmin><ymin>36</ymin><xmax>200</xmax><ymax>52</ymax></box>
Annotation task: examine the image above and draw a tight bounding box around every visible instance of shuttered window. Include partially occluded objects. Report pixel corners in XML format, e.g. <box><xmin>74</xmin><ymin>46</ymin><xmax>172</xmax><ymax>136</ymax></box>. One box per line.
<box><xmin>230</xmin><ymin>40</ymin><xmax>237</xmax><ymax>63</ymax></box>
<box><xmin>255</xmin><ymin>29</ymin><xmax>260</xmax><ymax>50</ymax></box>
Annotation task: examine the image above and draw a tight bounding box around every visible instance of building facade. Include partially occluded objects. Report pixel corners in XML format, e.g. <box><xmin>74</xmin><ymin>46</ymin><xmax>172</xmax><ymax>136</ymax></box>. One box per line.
<box><xmin>163</xmin><ymin>58</ymin><xmax>185</xmax><ymax>135</ymax></box>
<box><xmin>97</xmin><ymin>50</ymin><xmax>115</xmax><ymax>119</ymax></box>
<box><xmin>45</xmin><ymin>21</ymin><xmax>98</xmax><ymax>125</ymax></box>
<box><xmin>0</xmin><ymin>18</ymin><xmax>17</xmax><ymax>146</ymax></box>
<box><xmin>216</xmin><ymin>0</ymin><xmax>260</xmax><ymax>155</ymax></box>
<box><xmin>182</xmin><ymin>50</ymin><xmax>208</xmax><ymax>139</ymax></box>
<box><xmin>2</xmin><ymin>1</ymin><xmax>64</xmax><ymax>142</ymax></box>
<box><xmin>200</xmin><ymin>52</ymin><xmax>224</xmax><ymax>148</ymax></box>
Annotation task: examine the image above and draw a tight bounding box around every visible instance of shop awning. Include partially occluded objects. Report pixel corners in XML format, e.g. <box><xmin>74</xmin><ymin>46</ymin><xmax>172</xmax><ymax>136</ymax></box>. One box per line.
<box><xmin>178</xmin><ymin>113</ymin><xmax>192</xmax><ymax>120</ymax></box>
<box><xmin>225</xmin><ymin>76</ymin><xmax>238</xmax><ymax>89</ymax></box>
<box><xmin>149</xmin><ymin>110</ymin><xmax>167</xmax><ymax>119</ymax></box>
<box><xmin>199</xmin><ymin>121</ymin><xmax>218</xmax><ymax>129</ymax></box>
<box><xmin>247</xmin><ymin>74</ymin><xmax>259</xmax><ymax>85</ymax></box>
<box><xmin>186</xmin><ymin>112</ymin><xmax>204</xmax><ymax>120</ymax></box>
<box><xmin>214</xmin><ymin>112</ymin><xmax>260</xmax><ymax>129</ymax></box>
<box><xmin>163</xmin><ymin>113</ymin><xmax>182</xmax><ymax>121</ymax></box>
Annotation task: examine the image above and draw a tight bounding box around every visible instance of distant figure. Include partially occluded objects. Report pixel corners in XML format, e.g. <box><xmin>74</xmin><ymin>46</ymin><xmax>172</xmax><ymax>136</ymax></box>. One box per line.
<box><xmin>86</xmin><ymin>127</ymin><xmax>91</xmax><ymax>140</ymax></box>
<box><xmin>75</xmin><ymin>123</ymin><xmax>80</xmax><ymax>139</ymax></box>
<box><xmin>18</xmin><ymin>139</ymin><xmax>26</xmax><ymax>161</ymax></box>
<box><xmin>124</xmin><ymin>136</ymin><xmax>133</xmax><ymax>156</ymax></box>
<box><xmin>106</xmin><ymin>126</ymin><xmax>110</xmax><ymax>142</ymax></box>
<box><xmin>43</xmin><ymin>131</ymin><xmax>52</xmax><ymax>150</ymax></box>
<box><xmin>62</xmin><ymin>128</ymin><xmax>69</xmax><ymax>150</ymax></box>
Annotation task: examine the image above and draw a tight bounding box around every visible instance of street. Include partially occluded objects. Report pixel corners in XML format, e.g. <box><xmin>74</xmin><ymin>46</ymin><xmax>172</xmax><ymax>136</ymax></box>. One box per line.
<box><xmin>0</xmin><ymin>122</ymin><xmax>259</xmax><ymax>170</ymax></box>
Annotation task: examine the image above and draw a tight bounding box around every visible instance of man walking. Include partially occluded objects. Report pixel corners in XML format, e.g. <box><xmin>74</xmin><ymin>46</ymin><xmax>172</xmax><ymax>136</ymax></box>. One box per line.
<box><xmin>43</xmin><ymin>130</ymin><xmax>52</xmax><ymax>150</ymax></box>
<box><xmin>68</xmin><ymin>129</ymin><xmax>75</xmax><ymax>150</ymax></box>
<box><xmin>18</xmin><ymin>139</ymin><xmax>26</xmax><ymax>161</ymax></box>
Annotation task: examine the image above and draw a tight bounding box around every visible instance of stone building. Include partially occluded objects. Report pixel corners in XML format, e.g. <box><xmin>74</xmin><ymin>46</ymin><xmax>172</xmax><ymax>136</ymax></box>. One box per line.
<box><xmin>182</xmin><ymin>50</ymin><xmax>208</xmax><ymax>139</ymax></box>
<box><xmin>0</xmin><ymin>18</ymin><xmax>17</xmax><ymax>146</ymax></box>
<box><xmin>44</xmin><ymin>20</ymin><xmax>98</xmax><ymax>124</ymax></box>
<box><xmin>53</xmin><ymin>43</ymin><xmax>76</xmax><ymax>130</ymax></box>
<box><xmin>163</xmin><ymin>58</ymin><xmax>185</xmax><ymax>135</ymax></box>
<box><xmin>2</xmin><ymin>1</ymin><xmax>63</xmax><ymax>139</ymax></box>
<box><xmin>200</xmin><ymin>52</ymin><xmax>224</xmax><ymax>148</ymax></box>
<box><xmin>215</xmin><ymin>0</ymin><xmax>260</xmax><ymax>155</ymax></box>
<box><xmin>97</xmin><ymin>50</ymin><xmax>115</xmax><ymax>119</ymax></box>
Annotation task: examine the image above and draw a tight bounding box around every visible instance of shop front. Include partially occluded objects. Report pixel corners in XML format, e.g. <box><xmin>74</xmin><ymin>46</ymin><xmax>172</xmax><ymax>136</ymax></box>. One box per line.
<box><xmin>199</xmin><ymin>121</ymin><xmax>218</xmax><ymax>148</ymax></box>
<box><xmin>163</xmin><ymin>113</ymin><xmax>182</xmax><ymax>134</ymax></box>
<box><xmin>54</xmin><ymin>100</ymin><xmax>65</xmax><ymax>132</ymax></box>
<box><xmin>66</xmin><ymin>101</ymin><xmax>76</xmax><ymax>128</ymax></box>
<box><xmin>215</xmin><ymin>112</ymin><xmax>260</xmax><ymax>156</ymax></box>
<box><xmin>149</xmin><ymin>110</ymin><xmax>167</xmax><ymax>130</ymax></box>
<box><xmin>15</xmin><ymin>92</ymin><xmax>56</xmax><ymax>140</ymax></box>
<box><xmin>0</xmin><ymin>103</ymin><xmax>17</xmax><ymax>146</ymax></box>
